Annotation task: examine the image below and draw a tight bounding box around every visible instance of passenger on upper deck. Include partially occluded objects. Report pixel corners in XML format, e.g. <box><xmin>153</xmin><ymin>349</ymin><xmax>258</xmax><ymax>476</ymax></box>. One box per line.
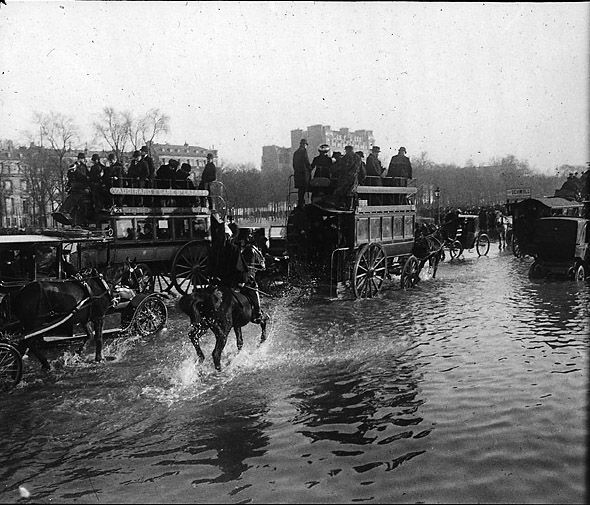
<box><xmin>387</xmin><ymin>147</ymin><xmax>413</xmax><ymax>186</ymax></box>
<box><xmin>89</xmin><ymin>154</ymin><xmax>108</xmax><ymax>213</ymax></box>
<box><xmin>127</xmin><ymin>150</ymin><xmax>149</xmax><ymax>205</ymax></box>
<box><xmin>156</xmin><ymin>158</ymin><xmax>179</xmax><ymax>188</ymax></box>
<box><xmin>293</xmin><ymin>139</ymin><xmax>311</xmax><ymax>208</ymax></box>
<box><xmin>199</xmin><ymin>153</ymin><xmax>217</xmax><ymax>209</ymax></box>
<box><xmin>365</xmin><ymin>146</ymin><xmax>384</xmax><ymax>205</ymax></box>
<box><xmin>323</xmin><ymin>145</ymin><xmax>361</xmax><ymax>211</ymax></box>
<box><xmin>140</xmin><ymin>146</ymin><xmax>156</xmax><ymax>186</ymax></box>
<box><xmin>104</xmin><ymin>153</ymin><xmax>124</xmax><ymax>206</ymax></box>
<box><xmin>356</xmin><ymin>151</ymin><xmax>367</xmax><ymax>185</ymax></box>
<box><xmin>59</xmin><ymin>152</ymin><xmax>90</xmax><ymax>224</ymax></box>
<box><xmin>311</xmin><ymin>144</ymin><xmax>333</xmax><ymax>180</ymax></box>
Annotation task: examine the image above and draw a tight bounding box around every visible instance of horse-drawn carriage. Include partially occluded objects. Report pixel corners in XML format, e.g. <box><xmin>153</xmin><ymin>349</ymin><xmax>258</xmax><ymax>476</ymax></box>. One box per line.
<box><xmin>527</xmin><ymin>217</ymin><xmax>590</xmax><ymax>281</ymax></box>
<box><xmin>286</xmin><ymin>177</ymin><xmax>442</xmax><ymax>298</ymax></box>
<box><xmin>0</xmin><ymin>233</ymin><xmax>168</xmax><ymax>392</ymax></box>
<box><xmin>439</xmin><ymin>214</ymin><xmax>491</xmax><ymax>259</ymax></box>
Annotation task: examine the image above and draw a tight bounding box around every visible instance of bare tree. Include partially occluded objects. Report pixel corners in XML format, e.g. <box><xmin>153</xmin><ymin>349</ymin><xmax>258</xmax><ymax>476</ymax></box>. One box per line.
<box><xmin>127</xmin><ymin>108</ymin><xmax>170</xmax><ymax>153</ymax></box>
<box><xmin>93</xmin><ymin>107</ymin><xmax>131</xmax><ymax>162</ymax></box>
<box><xmin>33</xmin><ymin>111</ymin><xmax>79</xmax><ymax>200</ymax></box>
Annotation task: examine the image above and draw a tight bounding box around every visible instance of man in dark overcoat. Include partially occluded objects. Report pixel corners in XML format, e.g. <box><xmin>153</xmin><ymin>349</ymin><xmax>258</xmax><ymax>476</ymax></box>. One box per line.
<box><xmin>199</xmin><ymin>153</ymin><xmax>217</xmax><ymax>208</ymax></box>
<box><xmin>293</xmin><ymin>138</ymin><xmax>311</xmax><ymax>207</ymax></box>
<box><xmin>387</xmin><ymin>147</ymin><xmax>413</xmax><ymax>186</ymax></box>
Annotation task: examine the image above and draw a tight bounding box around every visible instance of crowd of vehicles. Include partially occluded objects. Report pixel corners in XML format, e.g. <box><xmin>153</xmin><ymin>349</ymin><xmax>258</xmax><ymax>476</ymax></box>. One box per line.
<box><xmin>1</xmin><ymin>172</ymin><xmax>588</xmax><ymax>391</ymax></box>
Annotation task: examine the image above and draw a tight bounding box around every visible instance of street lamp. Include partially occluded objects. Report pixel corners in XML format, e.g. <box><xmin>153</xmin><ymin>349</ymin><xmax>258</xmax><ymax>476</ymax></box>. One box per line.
<box><xmin>434</xmin><ymin>186</ymin><xmax>441</xmax><ymax>225</ymax></box>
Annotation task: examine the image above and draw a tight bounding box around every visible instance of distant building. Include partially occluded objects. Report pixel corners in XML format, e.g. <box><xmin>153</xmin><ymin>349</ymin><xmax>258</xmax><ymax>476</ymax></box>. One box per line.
<box><xmin>0</xmin><ymin>140</ymin><xmax>31</xmax><ymax>228</ymax></box>
<box><xmin>261</xmin><ymin>145</ymin><xmax>292</xmax><ymax>174</ymax></box>
<box><xmin>291</xmin><ymin>125</ymin><xmax>375</xmax><ymax>159</ymax></box>
<box><xmin>150</xmin><ymin>142</ymin><xmax>218</xmax><ymax>176</ymax></box>
<box><xmin>262</xmin><ymin>125</ymin><xmax>376</xmax><ymax>174</ymax></box>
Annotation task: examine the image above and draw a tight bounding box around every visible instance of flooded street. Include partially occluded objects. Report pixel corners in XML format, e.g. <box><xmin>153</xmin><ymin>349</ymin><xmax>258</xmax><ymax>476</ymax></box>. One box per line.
<box><xmin>1</xmin><ymin>248</ymin><xmax>587</xmax><ymax>503</ymax></box>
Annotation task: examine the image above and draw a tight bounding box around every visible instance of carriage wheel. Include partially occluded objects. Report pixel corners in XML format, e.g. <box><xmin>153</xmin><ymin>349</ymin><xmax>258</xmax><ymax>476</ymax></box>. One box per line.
<box><xmin>449</xmin><ymin>240</ymin><xmax>463</xmax><ymax>259</ymax></box>
<box><xmin>528</xmin><ymin>261</ymin><xmax>545</xmax><ymax>280</ymax></box>
<box><xmin>0</xmin><ymin>342</ymin><xmax>23</xmax><ymax>392</ymax></box>
<box><xmin>476</xmin><ymin>233</ymin><xmax>490</xmax><ymax>256</ymax></box>
<box><xmin>400</xmin><ymin>255</ymin><xmax>420</xmax><ymax>290</ymax></box>
<box><xmin>153</xmin><ymin>272</ymin><xmax>173</xmax><ymax>293</ymax></box>
<box><xmin>171</xmin><ymin>240</ymin><xmax>211</xmax><ymax>295</ymax></box>
<box><xmin>427</xmin><ymin>250</ymin><xmax>442</xmax><ymax>278</ymax></box>
<box><xmin>133</xmin><ymin>296</ymin><xmax>168</xmax><ymax>337</ymax></box>
<box><xmin>135</xmin><ymin>263</ymin><xmax>154</xmax><ymax>293</ymax></box>
<box><xmin>574</xmin><ymin>264</ymin><xmax>586</xmax><ymax>282</ymax></box>
<box><xmin>512</xmin><ymin>236</ymin><xmax>526</xmax><ymax>258</ymax></box>
<box><xmin>352</xmin><ymin>243</ymin><xmax>387</xmax><ymax>298</ymax></box>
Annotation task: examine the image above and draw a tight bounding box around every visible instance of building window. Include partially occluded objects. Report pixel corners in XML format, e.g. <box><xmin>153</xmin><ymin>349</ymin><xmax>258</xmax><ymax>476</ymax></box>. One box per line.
<box><xmin>3</xmin><ymin>180</ymin><xmax>12</xmax><ymax>191</ymax></box>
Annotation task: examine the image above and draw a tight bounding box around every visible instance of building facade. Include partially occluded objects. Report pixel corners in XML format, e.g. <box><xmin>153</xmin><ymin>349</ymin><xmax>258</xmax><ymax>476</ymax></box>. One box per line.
<box><xmin>150</xmin><ymin>142</ymin><xmax>218</xmax><ymax>177</ymax></box>
<box><xmin>291</xmin><ymin>125</ymin><xmax>376</xmax><ymax>160</ymax></box>
<box><xmin>261</xmin><ymin>145</ymin><xmax>292</xmax><ymax>174</ymax></box>
<box><xmin>0</xmin><ymin>141</ymin><xmax>31</xmax><ymax>228</ymax></box>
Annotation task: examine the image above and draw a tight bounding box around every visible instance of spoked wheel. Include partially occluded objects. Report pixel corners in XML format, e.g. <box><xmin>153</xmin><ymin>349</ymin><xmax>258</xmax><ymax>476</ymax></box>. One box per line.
<box><xmin>427</xmin><ymin>250</ymin><xmax>442</xmax><ymax>278</ymax></box>
<box><xmin>449</xmin><ymin>240</ymin><xmax>463</xmax><ymax>259</ymax></box>
<box><xmin>400</xmin><ymin>255</ymin><xmax>420</xmax><ymax>290</ymax></box>
<box><xmin>528</xmin><ymin>261</ymin><xmax>545</xmax><ymax>280</ymax></box>
<box><xmin>171</xmin><ymin>240</ymin><xmax>211</xmax><ymax>295</ymax></box>
<box><xmin>512</xmin><ymin>236</ymin><xmax>527</xmax><ymax>258</ymax></box>
<box><xmin>574</xmin><ymin>264</ymin><xmax>586</xmax><ymax>282</ymax></box>
<box><xmin>476</xmin><ymin>233</ymin><xmax>490</xmax><ymax>256</ymax></box>
<box><xmin>134</xmin><ymin>263</ymin><xmax>154</xmax><ymax>293</ymax></box>
<box><xmin>0</xmin><ymin>342</ymin><xmax>23</xmax><ymax>392</ymax></box>
<box><xmin>352</xmin><ymin>243</ymin><xmax>388</xmax><ymax>298</ymax></box>
<box><xmin>133</xmin><ymin>296</ymin><xmax>168</xmax><ymax>337</ymax></box>
<box><xmin>153</xmin><ymin>271</ymin><xmax>173</xmax><ymax>293</ymax></box>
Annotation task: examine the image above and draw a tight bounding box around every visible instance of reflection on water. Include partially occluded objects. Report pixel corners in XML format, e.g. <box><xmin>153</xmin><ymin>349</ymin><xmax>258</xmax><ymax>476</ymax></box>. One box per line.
<box><xmin>0</xmin><ymin>250</ymin><xmax>587</xmax><ymax>503</ymax></box>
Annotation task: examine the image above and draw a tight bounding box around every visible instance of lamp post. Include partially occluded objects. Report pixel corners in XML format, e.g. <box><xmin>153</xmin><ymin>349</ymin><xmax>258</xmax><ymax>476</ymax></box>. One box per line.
<box><xmin>434</xmin><ymin>186</ymin><xmax>441</xmax><ymax>225</ymax></box>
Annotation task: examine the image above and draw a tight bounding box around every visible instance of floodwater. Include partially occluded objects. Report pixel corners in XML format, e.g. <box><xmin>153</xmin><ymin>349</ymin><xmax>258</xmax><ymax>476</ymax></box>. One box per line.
<box><xmin>1</xmin><ymin>247</ymin><xmax>587</xmax><ymax>503</ymax></box>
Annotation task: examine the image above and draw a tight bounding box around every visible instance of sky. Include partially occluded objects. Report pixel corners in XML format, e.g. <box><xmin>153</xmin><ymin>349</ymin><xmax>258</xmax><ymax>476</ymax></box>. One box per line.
<box><xmin>0</xmin><ymin>1</ymin><xmax>588</xmax><ymax>173</ymax></box>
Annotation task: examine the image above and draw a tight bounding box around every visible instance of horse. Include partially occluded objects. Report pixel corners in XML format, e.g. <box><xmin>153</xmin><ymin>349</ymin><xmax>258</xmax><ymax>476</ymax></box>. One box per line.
<box><xmin>412</xmin><ymin>224</ymin><xmax>445</xmax><ymax>278</ymax></box>
<box><xmin>8</xmin><ymin>268</ymin><xmax>114</xmax><ymax>370</ymax></box>
<box><xmin>178</xmin><ymin>283</ymin><xmax>270</xmax><ymax>371</ymax></box>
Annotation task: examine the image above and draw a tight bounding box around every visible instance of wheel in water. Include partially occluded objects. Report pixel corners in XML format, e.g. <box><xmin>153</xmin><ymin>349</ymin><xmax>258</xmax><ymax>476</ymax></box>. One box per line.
<box><xmin>476</xmin><ymin>234</ymin><xmax>490</xmax><ymax>256</ymax></box>
<box><xmin>352</xmin><ymin>243</ymin><xmax>388</xmax><ymax>298</ymax></box>
<box><xmin>574</xmin><ymin>264</ymin><xmax>586</xmax><ymax>282</ymax></box>
<box><xmin>133</xmin><ymin>296</ymin><xmax>168</xmax><ymax>337</ymax></box>
<box><xmin>171</xmin><ymin>240</ymin><xmax>211</xmax><ymax>295</ymax></box>
<box><xmin>0</xmin><ymin>342</ymin><xmax>23</xmax><ymax>392</ymax></box>
<box><xmin>400</xmin><ymin>255</ymin><xmax>420</xmax><ymax>290</ymax></box>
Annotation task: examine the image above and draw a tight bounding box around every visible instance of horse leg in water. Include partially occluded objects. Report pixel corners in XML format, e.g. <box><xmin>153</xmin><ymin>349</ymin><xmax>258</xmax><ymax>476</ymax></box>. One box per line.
<box><xmin>18</xmin><ymin>339</ymin><xmax>51</xmax><ymax>371</ymax></box>
<box><xmin>211</xmin><ymin>325</ymin><xmax>229</xmax><ymax>371</ymax></box>
<box><xmin>91</xmin><ymin>317</ymin><xmax>104</xmax><ymax>362</ymax></box>
<box><xmin>188</xmin><ymin>324</ymin><xmax>206</xmax><ymax>362</ymax></box>
<box><xmin>259</xmin><ymin>312</ymin><xmax>269</xmax><ymax>343</ymax></box>
<box><xmin>234</xmin><ymin>325</ymin><xmax>244</xmax><ymax>351</ymax></box>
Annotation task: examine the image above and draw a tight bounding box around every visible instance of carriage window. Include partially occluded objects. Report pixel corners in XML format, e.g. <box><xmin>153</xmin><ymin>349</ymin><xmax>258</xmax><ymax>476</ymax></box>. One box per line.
<box><xmin>382</xmin><ymin>216</ymin><xmax>392</xmax><ymax>240</ymax></box>
<box><xmin>136</xmin><ymin>219</ymin><xmax>154</xmax><ymax>240</ymax></box>
<box><xmin>404</xmin><ymin>215</ymin><xmax>414</xmax><ymax>238</ymax></box>
<box><xmin>191</xmin><ymin>217</ymin><xmax>209</xmax><ymax>240</ymax></box>
<box><xmin>35</xmin><ymin>245</ymin><xmax>59</xmax><ymax>278</ymax></box>
<box><xmin>0</xmin><ymin>247</ymin><xmax>34</xmax><ymax>281</ymax></box>
<box><xmin>356</xmin><ymin>218</ymin><xmax>369</xmax><ymax>243</ymax></box>
<box><xmin>393</xmin><ymin>216</ymin><xmax>403</xmax><ymax>238</ymax></box>
<box><xmin>155</xmin><ymin>218</ymin><xmax>171</xmax><ymax>240</ymax></box>
<box><xmin>115</xmin><ymin>219</ymin><xmax>135</xmax><ymax>240</ymax></box>
<box><xmin>370</xmin><ymin>218</ymin><xmax>381</xmax><ymax>242</ymax></box>
<box><xmin>174</xmin><ymin>218</ymin><xmax>191</xmax><ymax>240</ymax></box>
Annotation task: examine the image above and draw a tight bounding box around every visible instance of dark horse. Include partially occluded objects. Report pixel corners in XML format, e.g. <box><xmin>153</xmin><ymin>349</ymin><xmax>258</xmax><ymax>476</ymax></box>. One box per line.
<box><xmin>8</xmin><ymin>269</ymin><xmax>114</xmax><ymax>370</ymax></box>
<box><xmin>177</xmin><ymin>214</ymin><xmax>269</xmax><ymax>371</ymax></box>
<box><xmin>178</xmin><ymin>284</ymin><xmax>269</xmax><ymax>371</ymax></box>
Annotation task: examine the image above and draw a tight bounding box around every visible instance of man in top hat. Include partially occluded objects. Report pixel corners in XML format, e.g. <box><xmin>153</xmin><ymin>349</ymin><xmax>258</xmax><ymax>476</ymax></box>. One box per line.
<box><xmin>89</xmin><ymin>153</ymin><xmax>108</xmax><ymax>212</ymax></box>
<box><xmin>140</xmin><ymin>145</ymin><xmax>156</xmax><ymax>185</ymax></box>
<box><xmin>356</xmin><ymin>151</ymin><xmax>367</xmax><ymax>185</ymax></box>
<box><xmin>103</xmin><ymin>153</ymin><xmax>124</xmax><ymax>207</ymax></box>
<box><xmin>55</xmin><ymin>152</ymin><xmax>90</xmax><ymax>225</ymax></box>
<box><xmin>127</xmin><ymin>150</ymin><xmax>149</xmax><ymax>205</ymax></box>
<box><xmin>292</xmin><ymin>138</ymin><xmax>311</xmax><ymax>207</ymax></box>
<box><xmin>387</xmin><ymin>146</ymin><xmax>412</xmax><ymax>186</ymax></box>
<box><xmin>199</xmin><ymin>153</ymin><xmax>217</xmax><ymax>209</ymax></box>
<box><xmin>365</xmin><ymin>146</ymin><xmax>384</xmax><ymax>204</ymax></box>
